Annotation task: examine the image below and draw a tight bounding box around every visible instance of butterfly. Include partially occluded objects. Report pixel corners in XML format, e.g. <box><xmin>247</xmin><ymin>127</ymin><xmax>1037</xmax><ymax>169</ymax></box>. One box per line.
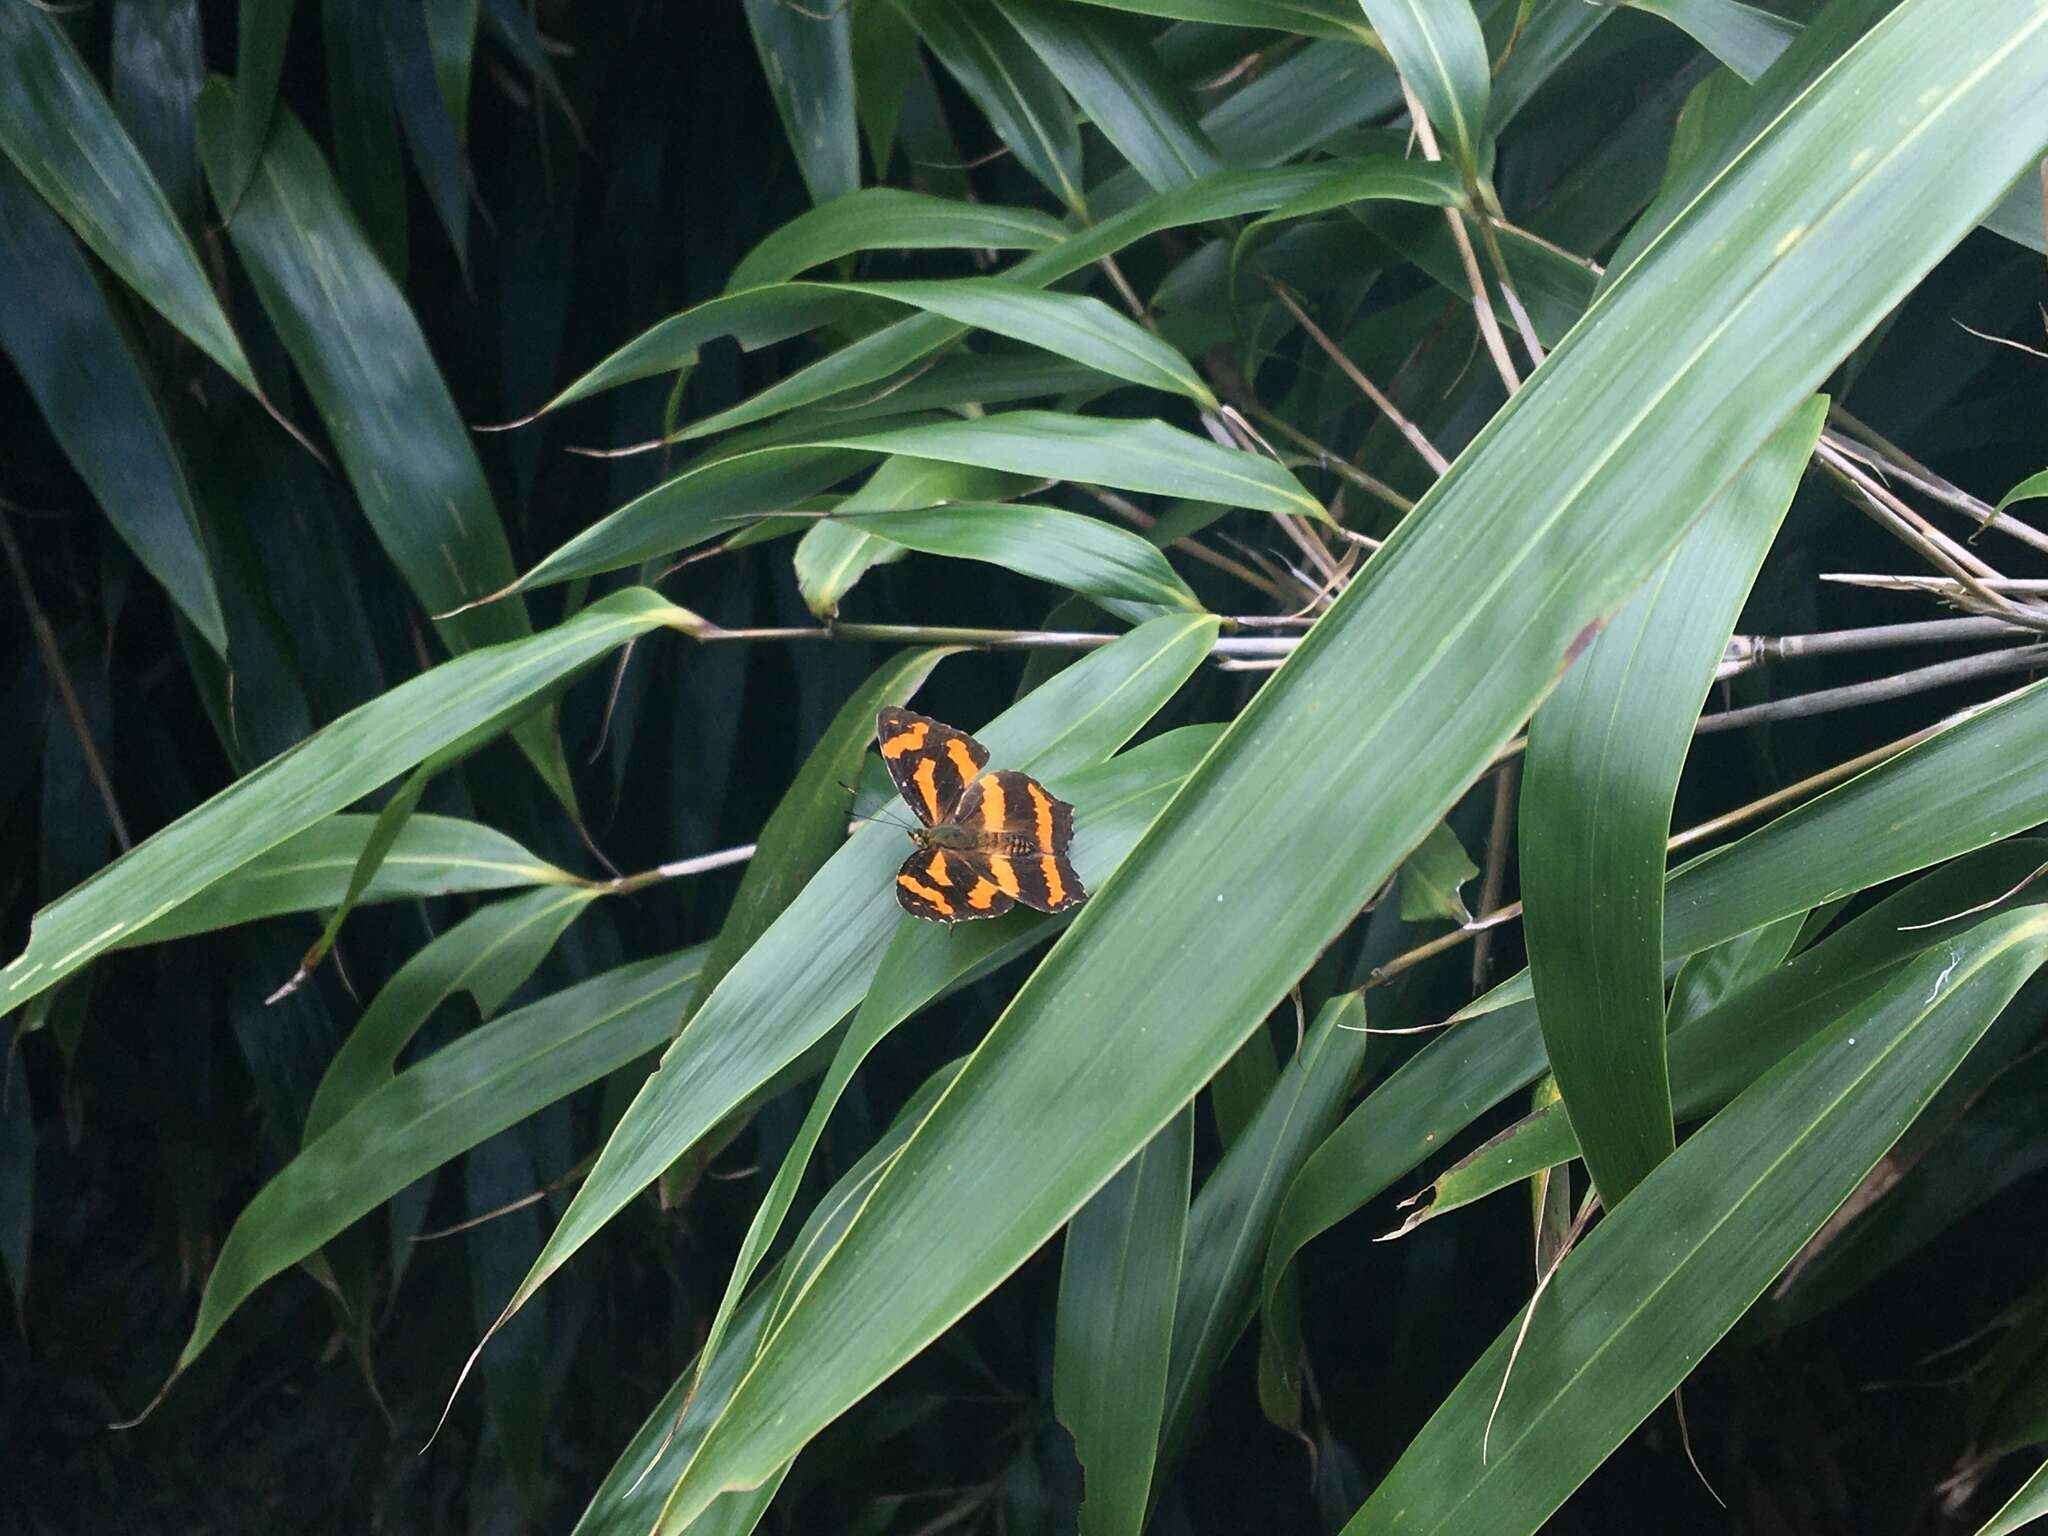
<box><xmin>874</xmin><ymin>706</ymin><xmax>1088</xmax><ymax>923</ymax></box>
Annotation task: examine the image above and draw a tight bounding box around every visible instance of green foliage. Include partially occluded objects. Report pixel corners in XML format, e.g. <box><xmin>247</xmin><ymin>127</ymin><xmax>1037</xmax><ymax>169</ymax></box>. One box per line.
<box><xmin>4</xmin><ymin>1</ymin><xmax>2048</xmax><ymax>1531</ymax></box>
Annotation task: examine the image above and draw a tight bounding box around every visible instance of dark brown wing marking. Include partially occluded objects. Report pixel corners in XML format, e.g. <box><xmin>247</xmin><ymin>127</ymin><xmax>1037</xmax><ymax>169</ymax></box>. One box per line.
<box><xmin>877</xmin><ymin>706</ymin><xmax>987</xmax><ymax>827</ymax></box>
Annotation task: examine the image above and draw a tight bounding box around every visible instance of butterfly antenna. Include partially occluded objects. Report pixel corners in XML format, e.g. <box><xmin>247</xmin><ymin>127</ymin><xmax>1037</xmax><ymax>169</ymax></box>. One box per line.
<box><xmin>838</xmin><ymin>780</ymin><xmax>917</xmax><ymax>833</ymax></box>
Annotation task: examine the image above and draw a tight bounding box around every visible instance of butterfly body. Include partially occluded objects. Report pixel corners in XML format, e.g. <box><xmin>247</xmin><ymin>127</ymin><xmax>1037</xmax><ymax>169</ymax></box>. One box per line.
<box><xmin>876</xmin><ymin>706</ymin><xmax>1088</xmax><ymax>924</ymax></box>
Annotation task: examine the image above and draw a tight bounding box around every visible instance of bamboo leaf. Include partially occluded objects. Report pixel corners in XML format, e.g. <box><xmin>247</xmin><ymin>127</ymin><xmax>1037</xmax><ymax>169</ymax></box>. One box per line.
<box><xmin>644</xmin><ymin>10</ymin><xmax>2048</xmax><ymax>1513</ymax></box>
<box><xmin>1063</xmin><ymin>0</ymin><xmax>1375</xmax><ymax>44</ymax></box>
<box><xmin>1348</xmin><ymin>909</ymin><xmax>2048</xmax><ymax>1534</ymax></box>
<box><xmin>167</xmin><ymin>946</ymin><xmax>708</xmax><ymax>1384</ymax></box>
<box><xmin>1055</xmin><ymin>1106</ymin><xmax>1192</xmax><ymax>1536</ymax></box>
<box><xmin>894</xmin><ymin>0</ymin><xmax>1085</xmax><ymax>211</ymax></box>
<box><xmin>517</xmin><ymin>412</ymin><xmax>1320</xmax><ymax>589</ymax></box>
<box><xmin>0</xmin><ymin>1</ymin><xmax>261</xmax><ymax>394</ymax></box>
<box><xmin>1358</xmin><ymin>0</ymin><xmax>1491</xmax><ymax>179</ymax></box>
<box><xmin>997</xmin><ymin>0</ymin><xmax>1223</xmax><ymax>193</ymax></box>
<box><xmin>0</xmin><ymin>589</ymin><xmax>695</xmax><ymax>1022</ymax></box>
<box><xmin>1996</xmin><ymin>469</ymin><xmax>2048</xmax><ymax>514</ymax></box>
<box><xmin>1397</xmin><ymin>821</ymin><xmax>1478</xmax><ymax>926</ymax></box>
<box><xmin>742</xmin><ymin>0</ymin><xmax>859</xmax><ymax>208</ymax></box>
<box><xmin>0</xmin><ymin>156</ymin><xmax>226</xmax><ymax>651</ymax></box>
<box><xmin>487</xmin><ymin>615</ymin><xmax>1217</xmax><ymax>1341</ymax></box>
<box><xmin>729</xmin><ymin>188</ymin><xmax>1066</xmax><ymax>289</ymax></box>
<box><xmin>1629</xmin><ymin>0</ymin><xmax>1800</xmax><ymax>81</ymax></box>
<box><xmin>225</xmin><ymin>0</ymin><xmax>297</xmax><ymax>210</ymax></box>
<box><xmin>1975</xmin><ymin>1457</ymin><xmax>2048</xmax><ymax>1536</ymax></box>
<box><xmin>1519</xmin><ymin>398</ymin><xmax>1822</xmax><ymax>1209</ymax></box>
<box><xmin>841</xmin><ymin>502</ymin><xmax>1206</xmax><ymax>611</ymax></box>
<box><xmin>1401</xmin><ymin>844</ymin><xmax>2048</xmax><ymax>1234</ymax></box>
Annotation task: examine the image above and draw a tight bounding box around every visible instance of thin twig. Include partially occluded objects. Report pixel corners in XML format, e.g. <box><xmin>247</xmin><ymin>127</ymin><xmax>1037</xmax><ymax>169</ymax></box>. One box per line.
<box><xmin>1399</xmin><ymin>79</ymin><xmax>1522</xmax><ymax>393</ymax></box>
<box><xmin>1267</xmin><ymin>281</ymin><xmax>1451</xmax><ymax>476</ymax></box>
<box><xmin>1081</xmin><ymin>486</ymin><xmax>1290</xmax><ymax>599</ymax></box>
<box><xmin>1692</xmin><ymin>645</ymin><xmax>2048</xmax><ymax>735</ymax></box>
<box><xmin>1826</xmin><ymin>412</ymin><xmax>2048</xmax><ymax>557</ymax></box>
<box><xmin>0</xmin><ymin>513</ymin><xmax>131</xmax><ymax>849</ymax></box>
<box><xmin>1472</xmin><ymin>761</ymin><xmax>1520</xmax><ymax>990</ymax></box>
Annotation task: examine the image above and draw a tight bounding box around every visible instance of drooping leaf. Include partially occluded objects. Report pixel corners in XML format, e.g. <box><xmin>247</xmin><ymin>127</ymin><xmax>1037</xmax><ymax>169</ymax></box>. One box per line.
<box><xmin>742</xmin><ymin>0</ymin><xmax>860</xmax><ymax>208</ymax></box>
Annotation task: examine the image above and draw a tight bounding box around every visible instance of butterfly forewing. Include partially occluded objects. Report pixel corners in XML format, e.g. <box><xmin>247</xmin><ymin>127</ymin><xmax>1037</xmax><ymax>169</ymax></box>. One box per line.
<box><xmin>877</xmin><ymin>705</ymin><xmax>986</xmax><ymax>827</ymax></box>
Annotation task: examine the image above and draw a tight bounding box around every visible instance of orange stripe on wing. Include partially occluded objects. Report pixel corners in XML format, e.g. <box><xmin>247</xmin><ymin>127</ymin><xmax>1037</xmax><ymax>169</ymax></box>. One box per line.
<box><xmin>965</xmin><ymin>878</ymin><xmax>1001</xmax><ymax>910</ymax></box>
<box><xmin>979</xmin><ymin>775</ymin><xmax>1007</xmax><ymax>833</ymax></box>
<box><xmin>987</xmin><ymin>855</ymin><xmax>1021</xmax><ymax>897</ymax></box>
<box><xmin>946</xmin><ymin>738</ymin><xmax>980</xmax><ymax>785</ymax></box>
<box><xmin>926</xmin><ymin>852</ymin><xmax>952</xmax><ymax>886</ymax></box>
<box><xmin>897</xmin><ymin>874</ymin><xmax>954</xmax><ymax>916</ymax></box>
<box><xmin>1027</xmin><ymin>780</ymin><xmax>1056</xmax><ymax>851</ymax></box>
<box><xmin>880</xmin><ymin>721</ymin><xmax>929</xmax><ymax>759</ymax></box>
<box><xmin>912</xmin><ymin>757</ymin><xmax>942</xmax><ymax>821</ymax></box>
<box><xmin>1041</xmin><ymin>855</ymin><xmax>1067</xmax><ymax>907</ymax></box>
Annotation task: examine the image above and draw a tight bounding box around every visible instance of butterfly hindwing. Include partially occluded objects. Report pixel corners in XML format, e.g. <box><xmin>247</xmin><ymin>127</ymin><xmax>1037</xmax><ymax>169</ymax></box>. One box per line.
<box><xmin>894</xmin><ymin>847</ymin><xmax>1016</xmax><ymax>922</ymax></box>
<box><xmin>877</xmin><ymin>706</ymin><xmax>988</xmax><ymax>827</ymax></box>
<box><xmin>952</xmin><ymin>769</ymin><xmax>1087</xmax><ymax>914</ymax></box>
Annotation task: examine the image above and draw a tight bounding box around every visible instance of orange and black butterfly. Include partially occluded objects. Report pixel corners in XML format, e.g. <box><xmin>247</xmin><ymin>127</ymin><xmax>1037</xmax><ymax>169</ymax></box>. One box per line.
<box><xmin>874</xmin><ymin>706</ymin><xmax>1087</xmax><ymax>924</ymax></box>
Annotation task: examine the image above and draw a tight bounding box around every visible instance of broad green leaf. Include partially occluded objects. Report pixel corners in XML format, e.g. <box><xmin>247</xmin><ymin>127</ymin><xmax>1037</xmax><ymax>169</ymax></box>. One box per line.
<box><xmin>1161</xmin><ymin>995</ymin><xmax>1369</xmax><ymax>1450</ymax></box>
<box><xmin>1665</xmin><ymin>907</ymin><xmax>1807</xmax><ymax>1031</ymax></box>
<box><xmin>1975</xmin><ymin>1457</ymin><xmax>2048</xmax><ymax>1536</ymax></box>
<box><xmin>485</xmin><ymin>615</ymin><xmax>1217</xmax><ymax>1338</ymax></box>
<box><xmin>1270</xmin><ymin>680</ymin><xmax>2048</xmax><ymax>1297</ymax></box>
<box><xmin>839</xmin><ymin>278</ymin><xmax>1217</xmax><ymax>405</ymax></box>
<box><xmin>673</xmin><ymin>163</ymin><xmax>1360</xmax><ymax>441</ymax></box>
<box><xmin>997</xmin><ymin>0</ymin><xmax>1223</xmax><ymax>193</ymax></box>
<box><xmin>1231</xmin><ymin>155</ymin><xmax>1468</xmax><ymax>282</ymax></box>
<box><xmin>1055</xmin><ymin>1106</ymin><xmax>1192</xmax><ymax>1536</ymax></box>
<box><xmin>305</xmin><ymin>886</ymin><xmax>598</xmax><ymax>1142</ymax></box>
<box><xmin>728</xmin><ymin>188</ymin><xmax>1066</xmax><ymax>289</ymax></box>
<box><xmin>0</xmin><ymin>157</ymin><xmax>225</xmax><ymax>651</ymax></box>
<box><xmin>1397</xmin><ymin>820</ymin><xmax>1479</xmax><ymax>926</ymax></box>
<box><xmin>894</xmin><ymin>0</ymin><xmax>1086</xmax><ymax>211</ymax></box>
<box><xmin>647</xmin><ymin>10</ymin><xmax>2048</xmax><ymax>1513</ymax></box>
<box><xmin>1630</xmin><ymin>0</ymin><xmax>1800</xmax><ymax>81</ymax></box>
<box><xmin>383</xmin><ymin>0</ymin><xmax>469</xmax><ymax>265</ymax></box>
<box><xmin>1399</xmin><ymin>843</ymin><xmax>2048</xmax><ymax>1233</ymax></box>
<box><xmin>109</xmin><ymin>0</ymin><xmax>207</xmax><ymax>236</ymax></box>
<box><xmin>676</xmin><ymin>727</ymin><xmax>1218</xmax><ymax>1466</ymax></box>
<box><xmin>795</xmin><ymin>458</ymin><xmax>1040</xmax><ymax>621</ymax></box>
<box><xmin>1996</xmin><ymin>470</ymin><xmax>2048</xmax><ymax>514</ymax></box>
<box><xmin>1359</xmin><ymin>0</ymin><xmax>1491</xmax><ymax>179</ymax></box>
<box><xmin>1348</xmin><ymin>909</ymin><xmax>2048</xmax><ymax>1534</ymax></box>
<box><xmin>516</xmin><ymin>412</ymin><xmax>1321</xmax><ymax>589</ymax></box>
<box><xmin>695</xmin><ymin>647</ymin><xmax>955</xmax><ymax>1012</ymax></box>
<box><xmin>0</xmin><ymin>589</ymin><xmax>695</xmax><ymax>1022</ymax></box>
<box><xmin>1065</xmin><ymin>0</ymin><xmax>1375</xmax><ymax>44</ymax></box>
<box><xmin>194</xmin><ymin>84</ymin><xmax>575</xmax><ymax>803</ymax></box>
<box><xmin>841</xmin><ymin>503</ymin><xmax>1206</xmax><ymax>611</ymax></box>
<box><xmin>851</xmin><ymin>0</ymin><xmax>917</xmax><ymax>175</ymax></box>
<box><xmin>1520</xmin><ymin>398</ymin><xmax>1822</xmax><ymax>1209</ymax></box>
<box><xmin>424</xmin><ymin>0</ymin><xmax>478</xmax><ymax>132</ymax></box>
<box><xmin>124</xmin><ymin>812</ymin><xmax>573</xmax><ymax>951</ymax></box>
<box><xmin>322</xmin><ymin>0</ymin><xmax>408</xmax><ymax>273</ymax></box>
<box><xmin>166</xmin><ymin>946</ymin><xmax>707</xmax><ymax>1385</ymax></box>
<box><xmin>574</xmin><ymin>1061</ymin><xmax>970</xmax><ymax>1536</ymax></box>
<box><xmin>225</xmin><ymin>0</ymin><xmax>296</xmax><ymax>209</ymax></box>
<box><xmin>0</xmin><ymin>1</ymin><xmax>260</xmax><ymax>394</ymax></box>
<box><xmin>742</xmin><ymin>0</ymin><xmax>858</xmax><ymax>207</ymax></box>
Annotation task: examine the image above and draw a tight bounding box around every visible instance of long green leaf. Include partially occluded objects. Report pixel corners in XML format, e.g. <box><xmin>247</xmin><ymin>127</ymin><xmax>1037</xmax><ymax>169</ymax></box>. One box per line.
<box><xmin>1520</xmin><ymin>398</ymin><xmax>1822</xmax><ymax>1208</ymax></box>
<box><xmin>1398</xmin><ymin>843</ymin><xmax>2048</xmax><ymax>1234</ymax></box>
<box><xmin>0</xmin><ymin>1</ymin><xmax>260</xmax><ymax>394</ymax></box>
<box><xmin>894</xmin><ymin>0</ymin><xmax>1086</xmax><ymax>211</ymax></box>
<box><xmin>1347</xmin><ymin>909</ymin><xmax>2048</xmax><ymax>1534</ymax></box>
<box><xmin>1358</xmin><ymin>0</ymin><xmax>1491</xmax><ymax>179</ymax></box>
<box><xmin>517</xmin><ymin>412</ymin><xmax>1320</xmax><ymax>588</ymax></box>
<box><xmin>1975</xmin><ymin>1457</ymin><xmax>2048</xmax><ymax>1536</ymax></box>
<box><xmin>1630</xmin><ymin>0</ymin><xmax>1800</xmax><ymax>80</ymax></box>
<box><xmin>647</xmin><ymin>8</ymin><xmax>2048</xmax><ymax>1514</ymax></box>
<box><xmin>841</xmin><ymin>503</ymin><xmax>1205</xmax><ymax>611</ymax></box>
<box><xmin>729</xmin><ymin>188</ymin><xmax>1066</xmax><ymax>289</ymax></box>
<box><xmin>0</xmin><ymin>589</ymin><xmax>694</xmax><ymax>1022</ymax></box>
<box><xmin>166</xmin><ymin>946</ymin><xmax>707</xmax><ymax>1385</ymax></box>
<box><xmin>742</xmin><ymin>0</ymin><xmax>859</xmax><ymax>208</ymax></box>
<box><xmin>574</xmin><ymin>1061</ymin><xmax>970</xmax><ymax>1536</ymax></box>
<box><xmin>124</xmin><ymin>813</ymin><xmax>574</xmax><ymax>950</ymax></box>
<box><xmin>225</xmin><ymin>0</ymin><xmax>296</xmax><ymax>209</ymax></box>
<box><xmin>1056</xmin><ymin>1106</ymin><xmax>1192</xmax><ymax>1536</ymax></box>
<box><xmin>483</xmin><ymin>615</ymin><xmax>1217</xmax><ymax>1340</ymax></box>
<box><xmin>0</xmin><ymin>156</ymin><xmax>225</xmax><ymax>652</ymax></box>
<box><xmin>1065</xmin><ymin>0</ymin><xmax>1375</xmax><ymax>43</ymax></box>
<box><xmin>997</xmin><ymin>0</ymin><xmax>1222</xmax><ymax>193</ymax></box>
